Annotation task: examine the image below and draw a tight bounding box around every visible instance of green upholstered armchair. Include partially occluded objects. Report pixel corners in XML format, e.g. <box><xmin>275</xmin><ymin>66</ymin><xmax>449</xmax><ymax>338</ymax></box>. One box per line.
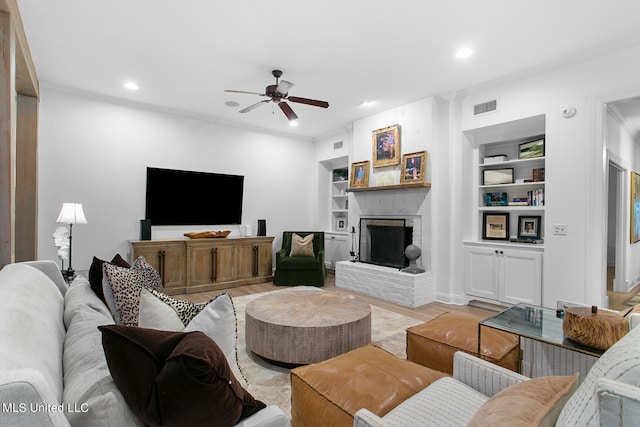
<box><xmin>273</xmin><ymin>231</ymin><xmax>326</xmax><ymax>286</ymax></box>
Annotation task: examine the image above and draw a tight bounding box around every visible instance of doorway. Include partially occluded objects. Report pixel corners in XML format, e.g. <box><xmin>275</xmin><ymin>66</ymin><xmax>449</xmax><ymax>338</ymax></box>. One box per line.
<box><xmin>603</xmin><ymin>94</ymin><xmax>640</xmax><ymax>309</ymax></box>
<box><xmin>606</xmin><ymin>160</ymin><xmax>626</xmax><ymax>309</ymax></box>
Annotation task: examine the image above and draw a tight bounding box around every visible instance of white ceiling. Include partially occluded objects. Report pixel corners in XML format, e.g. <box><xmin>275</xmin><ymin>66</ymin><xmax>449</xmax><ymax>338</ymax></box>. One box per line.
<box><xmin>16</xmin><ymin>0</ymin><xmax>640</xmax><ymax>139</ymax></box>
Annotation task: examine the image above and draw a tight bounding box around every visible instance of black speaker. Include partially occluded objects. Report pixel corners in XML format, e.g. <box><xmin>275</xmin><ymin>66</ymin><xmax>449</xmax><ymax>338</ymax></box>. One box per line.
<box><xmin>140</xmin><ymin>219</ymin><xmax>152</xmax><ymax>240</ymax></box>
<box><xmin>257</xmin><ymin>219</ymin><xmax>266</xmax><ymax>236</ymax></box>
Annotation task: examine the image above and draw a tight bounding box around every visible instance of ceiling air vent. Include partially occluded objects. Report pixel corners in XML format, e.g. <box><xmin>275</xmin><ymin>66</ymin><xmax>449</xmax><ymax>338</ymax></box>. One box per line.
<box><xmin>333</xmin><ymin>140</ymin><xmax>344</xmax><ymax>150</ymax></box>
<box><xmin>473</xmin><ymin>99</ymin><xmax>498</xmax><ymax>116</ymax></box>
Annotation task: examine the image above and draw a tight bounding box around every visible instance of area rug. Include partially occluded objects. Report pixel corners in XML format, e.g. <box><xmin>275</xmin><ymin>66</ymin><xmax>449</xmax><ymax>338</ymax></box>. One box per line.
<box><xmin>231</xmin><ymin>288</ymin><xmax>423</xmax><ymax>419</ymax></box>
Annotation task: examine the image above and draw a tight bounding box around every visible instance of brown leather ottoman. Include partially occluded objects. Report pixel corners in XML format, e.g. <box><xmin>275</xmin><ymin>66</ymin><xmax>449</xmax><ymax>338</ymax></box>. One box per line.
<box><xmin>406</xmin><ymin>312</ymin><xmax>520</xmax><ymax>375</ymax></box>
<box><xmin>290</xmin><ymin>344</ymin><xmax>446</xmax><ymax>427</ymax></box>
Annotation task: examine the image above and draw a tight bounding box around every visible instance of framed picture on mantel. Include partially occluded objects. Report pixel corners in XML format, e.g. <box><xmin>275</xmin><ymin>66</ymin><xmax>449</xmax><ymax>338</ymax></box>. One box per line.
<box><xmin>350</xmin><ymin>160</ymin><xmax>369</xmax><ymax>189</ymax></box>
<box><xmin>372</xmin><ymin>124</ymin><xmax>401</xmax><ymax>167</ymax></box>
<box><xmin>400</xmin><ymin>151</ymin><xmax>427</xmax><ymax>184</ymax></box>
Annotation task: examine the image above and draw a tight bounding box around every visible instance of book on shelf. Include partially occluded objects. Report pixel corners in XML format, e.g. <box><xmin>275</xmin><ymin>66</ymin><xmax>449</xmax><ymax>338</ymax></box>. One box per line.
<box><xmin>532</xmin><ymin>167</ymin><xmax>545</xmax><ymax>182</ymax></box>
<box><xmin>528</xmin><ymin>188</ymin><xmax>544</xmax><ymax>206</ymax></box>
<box><xmin>508</xmin><ymin>197</ymin><xmax>529</xmax><ymax>206</ymax></box>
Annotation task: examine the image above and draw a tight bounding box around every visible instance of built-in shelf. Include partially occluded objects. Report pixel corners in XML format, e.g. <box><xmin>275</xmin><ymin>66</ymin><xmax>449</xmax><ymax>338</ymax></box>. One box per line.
<box><xmin>346</xmin><ymin>182</ymin><xmax>431</xmax><ymax>192</ymax></box>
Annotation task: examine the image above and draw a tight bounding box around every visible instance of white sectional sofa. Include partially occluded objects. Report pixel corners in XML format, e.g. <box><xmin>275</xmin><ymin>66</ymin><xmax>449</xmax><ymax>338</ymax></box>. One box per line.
<box><xmin>0</xmin><ymin>261</ymin><xmax>287</xmax><ymax>427</ymax></box>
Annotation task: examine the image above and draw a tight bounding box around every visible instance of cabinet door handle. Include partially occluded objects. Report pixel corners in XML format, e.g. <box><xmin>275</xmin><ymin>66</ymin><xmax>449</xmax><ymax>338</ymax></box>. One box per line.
<box><xmin>210</xmin><ymin>248</ymin><xmax>217</xmax><ymax>282</ymax></box>
<box><xmin>253</xmin><ymin>245</ymin><xmax>259</xmax><ymax>277</ymax></box>
<box><xmin>158</xmin><ymin>250</ymin><xmax>166</xmax><ymax>284</ymax></box>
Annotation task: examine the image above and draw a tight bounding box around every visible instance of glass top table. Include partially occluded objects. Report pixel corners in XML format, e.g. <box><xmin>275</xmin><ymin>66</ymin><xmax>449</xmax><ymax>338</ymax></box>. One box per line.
<box><xmin>479</xmin><ymin>303</ymin><xmax>604</xmax><ymax>358</ymax></box>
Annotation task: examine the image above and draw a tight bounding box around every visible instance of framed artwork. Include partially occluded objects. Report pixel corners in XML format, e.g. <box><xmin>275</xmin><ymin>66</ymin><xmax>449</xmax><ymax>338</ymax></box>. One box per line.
<box><xmin>336</xmin><ymin>218</ymin><xmax>347</xmax><ymax>231</ymax></box>
<box><xmin>400</xmin><ymin>151</ymin><xmax>427</xmax><ymax>183</ymax></box>
<box><xmin>482</xmin><ymin>212</ymin><xmax>510</xmax><ymax>240</ymax></box>
<box><xmin>332</xmin><ymin>168</ymin><xmax>348</xmax><ymax>182</ymax></box>
<box><xmin>372</xmin><ymin>125</ymin><xmax>400</xmax><ymax>167</ymax></box>
<box><xmin>519</xmin><ymin>138</ymin><xmax>545</xmax><ymax>159</ymax></box>
<box><xmin>517</xmin><ymin>215</ymin><xmax>542</xmax><ymax>240</ymax></box>
<box><xmin>349</xmin><ymin>160</ymin><xmax>369</xmax><ymax>188</ymax></box>
<box><xmin>631</xmin><ymin>171</ymin><xmax>640</xmax><ymax>243</ymax></box>
<box><xmin>485</xmin><ymin>192</ymin><xmax>508</xmax><ymax>206</ymax></box>
<box><xmin>482</xmin><ymin>168</ymin><xmax>514</xmax><ymax>185</ymax></box>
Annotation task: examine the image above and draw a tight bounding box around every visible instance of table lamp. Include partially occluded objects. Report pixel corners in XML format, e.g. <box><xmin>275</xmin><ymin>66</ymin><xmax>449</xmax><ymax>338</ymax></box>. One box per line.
<box><xmin>56</xmin><ymin>202</ymin><xmax>87</xmax><ymax>282</ymax></box>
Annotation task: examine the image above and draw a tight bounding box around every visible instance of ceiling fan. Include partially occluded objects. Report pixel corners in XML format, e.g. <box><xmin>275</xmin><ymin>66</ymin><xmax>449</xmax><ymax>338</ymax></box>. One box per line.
<box><xmin>225</xmin><ymin>70</ymin><xmax>329</xmax><ymax>121</ymax></box>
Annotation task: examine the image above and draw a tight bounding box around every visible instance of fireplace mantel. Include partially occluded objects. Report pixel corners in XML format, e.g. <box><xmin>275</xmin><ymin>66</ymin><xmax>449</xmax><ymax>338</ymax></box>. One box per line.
<box><xmin>346</xmin><ymin>182</ymin><xmax>431</xmax><ymax>193</ymax></box>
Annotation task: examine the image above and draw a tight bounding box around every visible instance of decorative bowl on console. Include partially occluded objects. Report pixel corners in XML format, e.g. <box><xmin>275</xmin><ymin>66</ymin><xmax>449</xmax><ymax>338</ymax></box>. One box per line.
<box><xmin>184</xmin><ymin>230</ymin><xmax>231</xmax><ymax>239</ymax></box>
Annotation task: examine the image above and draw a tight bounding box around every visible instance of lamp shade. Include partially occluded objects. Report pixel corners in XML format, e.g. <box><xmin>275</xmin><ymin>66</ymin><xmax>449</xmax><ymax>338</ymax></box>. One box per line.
<box><xmin>56</xmin><ymin>203</ymin><xmax>87</xmax><ymax>224</ymax></box>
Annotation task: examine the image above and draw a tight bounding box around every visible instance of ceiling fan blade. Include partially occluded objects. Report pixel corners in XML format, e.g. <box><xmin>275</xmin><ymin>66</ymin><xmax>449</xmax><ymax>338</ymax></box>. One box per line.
<box><xmin>278</xmin><ymin>102</ymin><xmax>298</xmax><ymax>121</ymax></box>
<box><xmin>275</xmin><ymin>80</ymin><xmax>294</xmax><ymax>95</ymax></box>
<box><xmin>239</xmin><ymin>100</ymin><xmax>270</xmax><ymax>113</ymax></box>
<box><xmin>288</xmin><ymin>96</ymin><xmax>329</xmax><ymax>108</ymax></box>
<box><xmin>225</xmin><ymin>89</ymin><xmax>267</xmax><ymax>96</ymax></box>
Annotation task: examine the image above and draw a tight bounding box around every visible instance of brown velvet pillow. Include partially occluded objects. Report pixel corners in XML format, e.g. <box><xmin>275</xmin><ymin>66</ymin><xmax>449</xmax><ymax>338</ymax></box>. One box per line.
<box><xmin>467</xmin><ymin>374</ymin><xmax>579</xmax><ymax>427</ymax></box>
<box><xmin>289</xmin><ymin>233</ymin><xmax>315</xmax><ymax>257</ymax></box>
<box><xmin>99</xmin><ymin>325</ymin><xmax>265</xmax><ymax>427</ymax></box>
<box><xmin>88</xmin><ymin>254</ymin><xmax>131</xmax><ymax>304</ymax></box>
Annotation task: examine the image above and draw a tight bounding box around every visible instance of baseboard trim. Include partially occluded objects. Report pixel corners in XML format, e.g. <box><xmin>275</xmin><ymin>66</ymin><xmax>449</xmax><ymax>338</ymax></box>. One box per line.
<box><xmin>467</xmin><ymin>299</ymin><xmax>509</xmax><ymax>312</ymax></box>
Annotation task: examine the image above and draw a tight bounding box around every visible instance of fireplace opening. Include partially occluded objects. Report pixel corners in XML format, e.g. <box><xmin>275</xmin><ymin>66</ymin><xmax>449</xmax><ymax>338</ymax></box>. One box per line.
<box><xmin>359</xmin><ymin>218</ymin><xmax>413</xmax><ymax>269</ymax></box>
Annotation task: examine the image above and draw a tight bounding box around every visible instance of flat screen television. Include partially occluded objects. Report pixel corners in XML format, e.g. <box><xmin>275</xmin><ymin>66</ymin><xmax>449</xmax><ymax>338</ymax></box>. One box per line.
<box><xmin>145</xmin><ymin>167</ymin><xmax>244</xmax><ymax>226</ymax></box>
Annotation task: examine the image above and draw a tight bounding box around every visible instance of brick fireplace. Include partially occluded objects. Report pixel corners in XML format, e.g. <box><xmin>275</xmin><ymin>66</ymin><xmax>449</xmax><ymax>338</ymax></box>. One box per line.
<box><xmin>336</xmin><ymin>214</ymin><xmax>434</xmax><ymax>308</ymax></box>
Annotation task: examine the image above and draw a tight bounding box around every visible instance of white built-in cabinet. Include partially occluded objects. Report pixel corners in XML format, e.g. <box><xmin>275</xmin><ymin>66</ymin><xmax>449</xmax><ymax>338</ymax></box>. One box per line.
<box><xmin>325</xmin><ymin>232</ymin><xmax>350</xmax><ymax>268</ymax></box>
<box><xmin>464</xmin><ymin>242</ymin><xmax>542</xmax><ymax>306</ymax></box>
<box><xmin>463</xmin><ymin>114</ymin><xmax>546</xmax><ymax>306</ymax></box>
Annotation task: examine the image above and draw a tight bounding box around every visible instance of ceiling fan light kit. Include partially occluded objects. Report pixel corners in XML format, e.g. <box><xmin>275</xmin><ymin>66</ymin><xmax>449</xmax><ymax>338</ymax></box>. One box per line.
<box><xmin>225</xmin><ymin>69</ymin><xmax>329</xmax><ymax>122</ymax></box>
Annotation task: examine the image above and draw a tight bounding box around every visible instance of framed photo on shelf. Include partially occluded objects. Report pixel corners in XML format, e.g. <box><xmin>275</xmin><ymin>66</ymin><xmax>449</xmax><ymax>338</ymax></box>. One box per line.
<box><xmin>519</xmin><ymin>138</ymin><xmax>545</xmax><ymax>159</ymax></box>
<box><xmin>349</xmin><ymin>160</ymin><xmax>370</xmax><ymax>188</ymax></box>
<box><xmin>482</xmin><ymin>212</ymin><xmax>510</xmax><ymax>240</ymax></box>
<box><xmin>372</xmin><ymin>124</ymin><xmax>401</xmax><ymax>167</ymax></box>
<box><xmin>631</xmin><ymin>171</ymin><xmax>640</xmax><ymax>243</ymax></box>
<box><xmin>517</xmin><ymin>215</ymin><xmax>542</xmax><ymax>240</ymax></box>
<box><xmin>485</xmin><ymin>192</ymin><xmax>508</xmax><ymax>206</ymax></box>
<box><xmin>482</xmin><ymin>168</ymin><xmax>514</xmax><ymax>185</ymax></box>
<box><xmin>336</xmin><ymin>218</ymin><xmax>347</xmax><ymax>231</ymax></box>
<box><xmin>332</xmin><ymin>168</ymin><xmax>348</xmax><ymax>182</ymax></box>
<box><xmin>400</xmin><ymin>151</ymin><xmax>427</xmax><ymax>183</ymax></box>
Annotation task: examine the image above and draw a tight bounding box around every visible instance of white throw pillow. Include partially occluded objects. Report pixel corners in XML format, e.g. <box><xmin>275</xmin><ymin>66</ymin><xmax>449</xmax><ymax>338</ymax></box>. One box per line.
<box><xmin>138</xmin><ymin>288</ymin><xmax>185</xmax><ymax>331</ymax></box>
<box><xmin>136</xmin><ymin>290</ymin><xmax>247</xmax><ymax>388</ymax></box>
<box><xmin>185</xmin><ymin>294</ymin><xmax>247</xmax><ymax>388</ymax></box>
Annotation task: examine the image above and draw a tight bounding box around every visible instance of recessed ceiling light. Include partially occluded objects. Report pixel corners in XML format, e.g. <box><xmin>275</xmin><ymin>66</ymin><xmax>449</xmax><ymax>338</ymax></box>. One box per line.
<box><xmin>455</xmin><ymin>47</ymin><xmax>473</xmax><ymax>59</ymax></box>
<box><xmin>225</xmin><ymin>101</ymin><xmax>240</xmax><ymax>107</ymax></box>
<box><xmin>361</xmin><ymin>100</ymin><xmax>374</xmax><ymax>107</ymax></box>
<box><xmin>123</xmin><ymin>81</ymin><xmax>139</xmax><ymax>91</ymax></box>
<box><xmin>289</xmin><ymin>120</ymin><xmax>299</xmax><ymax>127</ymax></box>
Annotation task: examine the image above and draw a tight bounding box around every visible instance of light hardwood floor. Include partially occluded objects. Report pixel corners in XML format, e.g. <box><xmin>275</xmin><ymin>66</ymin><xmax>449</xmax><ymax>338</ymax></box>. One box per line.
<box><xmin>176</xmin><ymin>271</ymin><xmax>498</xmax><ymax>322</ymax></box>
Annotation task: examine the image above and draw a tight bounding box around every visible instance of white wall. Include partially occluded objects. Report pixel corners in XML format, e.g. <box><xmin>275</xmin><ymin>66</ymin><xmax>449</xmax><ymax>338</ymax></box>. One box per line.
<box><xmin>38</xmin><ymin>87</ymin><xmax>315</xmax><ymax>271</ymax></box>
<box><xmin>454</xmin><ymin>43</ymin><xmax>640</xmax><ymax>308</ymax></box>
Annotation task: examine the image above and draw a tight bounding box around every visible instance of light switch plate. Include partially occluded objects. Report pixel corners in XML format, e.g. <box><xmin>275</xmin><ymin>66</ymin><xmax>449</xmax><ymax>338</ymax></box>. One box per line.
<box><xmin>553</xmin><ymin>224</ymin><xmax>568</xmax><ymax>235</ymax></box>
